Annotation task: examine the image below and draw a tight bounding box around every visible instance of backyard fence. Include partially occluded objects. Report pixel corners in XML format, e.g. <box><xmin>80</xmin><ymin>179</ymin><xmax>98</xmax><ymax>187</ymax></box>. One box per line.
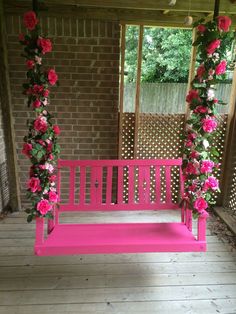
<box><xmin>124</xmin><ymin>83</ymin><xmax>231</xmax><ymax>114</ymax></box>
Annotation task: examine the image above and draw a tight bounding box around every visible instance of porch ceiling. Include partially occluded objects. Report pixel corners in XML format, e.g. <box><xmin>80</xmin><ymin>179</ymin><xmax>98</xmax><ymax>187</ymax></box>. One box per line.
<box><xmin>4</xmin><ymin>0</ymin><xmax>236</xmax><ymax>27</ymax></box>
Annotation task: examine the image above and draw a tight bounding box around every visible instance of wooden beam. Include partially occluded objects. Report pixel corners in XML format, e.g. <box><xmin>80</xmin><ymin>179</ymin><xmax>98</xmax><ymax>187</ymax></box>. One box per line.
<box><xmin>134</xmin><ymin>25</ymin><xmax>143</xmax><ymax>159</ymax></box>
<box><xmin>118</xmin><ymin>24</ymin><xmax>126</xmax><ymax>159</ymax></box>
<box><xmin>0</xmin><ymin>0</ymin><xmax>21</xmax><ymax>211</ymax></box>
<box><xmin>6</xmin><ymin>0</ymin><xmax>236</xmax><ymax>14</ymax></box>
<box><xmin>220</xmin><ymin>67</ymin><xmax>236</xmax><ymax>206</ymax></box>
<box><xmin>185</xmin><ymin>28</ymin><xmax>197</xmax><ymax>121</ymax></box>
<box><xmin>3</xmin><ymin>3</ymin><xmax>236</xmax><ymax>27</ymax></box>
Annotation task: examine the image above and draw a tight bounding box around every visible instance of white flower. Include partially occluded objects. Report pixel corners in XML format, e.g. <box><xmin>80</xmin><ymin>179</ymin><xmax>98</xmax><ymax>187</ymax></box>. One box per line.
<box><xmin>45</xmin><ymin>162</ymin><xmax>54</xmax><ymax>173</ymax></box>
<box><xmin>207</xmin><ymin>89</ymin><xmax>215</xmax><ymax>100</ymax></box>
<box><xmin>203</xmin><ymin>139</ymin><xmax>209</xmax><ymax>149</ymax></box>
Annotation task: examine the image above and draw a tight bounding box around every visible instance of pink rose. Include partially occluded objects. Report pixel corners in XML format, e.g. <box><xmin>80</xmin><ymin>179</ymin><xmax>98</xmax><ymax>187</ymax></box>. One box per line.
<box><xmin>23</xmin><ymin>11</ymin><xmax>38</xmax><ymax>31</ymax></box>
<box><xmin>197</xmin><ymin>64</ymin><xmax>205</xmax><ymax>79</ymax></box>
<box><xmin>202</xmin><ymin>117</ymin><xmax>217</xmax><ymax>133</ymax></box>
<box><xmin>194</xmin><ymin>106</ymin><xmax>208</xmax><ymax>114</ymax></box>
<box><xmin>27</xmin><ymin>177</ymin><xmax>41</xmax><ymax>193</ymax></box>
<box><xmin>200</xmin><ymin>160</ymin><xmax>214</xmax><ymax>174</ymax></box>
<box><xmin>206</xmin><ymin>39</ymin><xmax>221</xmax><ymax>55</ymax></box>
<box><xmin>22</xmin><ymin>143</ymin><xmax>32</xmax><ymax>157</ymax></box>
<box><xmin>193</xmin><ymin>197</ymin><xmax>208</xmax><ymax>212</ymax></box>
<box><xmin>215</xmin><ymin>60</ymin><xmax>227</xmax><ymax>75</ymax></box>
<box><xmin>53</xmin><ymin>125</ymin><xmax>60</xmax><ymax>135</ymax></box>
<box><xmin>185</xmin><ymin>140</ymin><xmax>193</xmax><ymax>147</ymax></box>
<box><xmin>217</xmin><ymin>16</ymin><xmax>232</xmax><ymax>32</ymax></box>
<box><xmin>186</xmin><ymin>89</ymin><xmax>200</xmax><ymax>104</ymax></box>
<box><xmin>37</xmin><ymin>37</ymin><xmax>52</xmax><ymax>54</ymax></box>
<box><xmin>48</xmin><ymin>191</ymin><xmax>58</xmax><ymax>203</ymax></box>
<box><xmin>48</xmin><ymin>69</ymin><xmax>58</xmax><ymax>85</ymax></box>
<box><xmin>197</xmin><ymin>24</ymin><xmax>206</xmax><ymax>33</ymax></box>
<box><xmin>204</xmin><ymin>176</ymin><xmax>219</xmax><ymax>191</ymax></box>
<box><xmin>26</xmin><ymin>60</ymin><xmax>35</xmax><ymax>69</ymax></box>
<box><xmin>37</xmin><ymin>199</ymin><xmax>52</xmax><ymax>215</ymax></box>
<box><xmin>34</xmin><ymin>117</ymin><xmax>48</xmax><ymax>133</ymax></box>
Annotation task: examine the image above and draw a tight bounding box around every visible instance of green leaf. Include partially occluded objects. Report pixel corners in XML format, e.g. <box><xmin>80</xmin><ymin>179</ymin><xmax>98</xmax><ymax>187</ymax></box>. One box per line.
<box><xmin>27</xmin><ymin>214</ymin><xmax>33</xmax><ymax>223</ymax></box>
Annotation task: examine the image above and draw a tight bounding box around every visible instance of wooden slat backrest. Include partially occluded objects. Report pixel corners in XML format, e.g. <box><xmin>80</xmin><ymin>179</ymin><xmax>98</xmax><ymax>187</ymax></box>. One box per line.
<box><xmin>57</xmin><ymin>159</ymin><xmax>183</xmax><ymax>212</ymax></box>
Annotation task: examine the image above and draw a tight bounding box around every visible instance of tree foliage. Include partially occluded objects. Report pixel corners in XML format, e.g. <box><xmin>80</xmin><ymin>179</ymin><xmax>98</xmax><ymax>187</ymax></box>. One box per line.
<box><xmin>125</xmin><ymin>27</ymin><xmax>193</xmax><ymax>83</ymax></box>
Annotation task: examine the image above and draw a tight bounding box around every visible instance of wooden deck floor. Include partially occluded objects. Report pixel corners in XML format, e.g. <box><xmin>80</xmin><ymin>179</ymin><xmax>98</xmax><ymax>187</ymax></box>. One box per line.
<box><xmin>0</xmin><ymin>211</ymin><xmax>236</xmax><ymax>314</ymax></box>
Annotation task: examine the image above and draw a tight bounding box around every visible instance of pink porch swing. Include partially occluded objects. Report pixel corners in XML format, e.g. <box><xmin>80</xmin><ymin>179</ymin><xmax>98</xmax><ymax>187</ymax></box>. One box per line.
<box><xmin>34</xmin><ymin>158</ymin><xmax>209</xmax><ymax>256</ymax></box>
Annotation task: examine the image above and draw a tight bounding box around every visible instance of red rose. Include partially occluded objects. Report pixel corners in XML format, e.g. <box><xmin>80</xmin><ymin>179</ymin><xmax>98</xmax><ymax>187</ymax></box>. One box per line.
<box><xmin>26</xmin><ymin>60</ymin><xmax>35</xmax><ymax>69</ymax></box>
<box><xmin>23</xmin><ymin>11</ymin><xmax>38</xmax><ymax>31</ymax></box>
<box><xmin>34</xmin><ymin>116</ymin><xmax>48</xmax><ymax>133</ymax></box>
<box><xmin>196</xmin><ymin>64</ymin><xmax>205</xmax><ymax>80</ymax></box>
<box><xmin>48</xmin><ymin>69</ymin><xmax>58</xmax><ymax>85</ymax></box>
<box><xmin>32</xmin><ymin>84</ymin><xmax>44</xmax><ymax>96</ymax></box>
<box><xmin>197</xmin><ymin>24</ymin><xmax>206</xmax><ymax>33</ymax></box>
<box><xmin>215</xmin><ymin>60</ymin><xmax>227</xmax><ymax>75</ymax></box>
<box><xmin>37</xmin><ymin>199</ymin><xmax>52</xmax><ymax>215</ymax></box>
<box><xmin>53</xmin><ymin>125</ymin><xmax>60</xmax><ymax>135</ymax></box>
<box><xmin>46</xmin><ymin>142</ymin><xmax>53</xmax><ymax>152</ymax></box>
<box><xmin>186</xmin><ymin>89</ymin><xmax>200</xmax><ymax>104</ymax></box>
<box><xmin>43</xmin><ymin>89</ymin><xmax>50</xmax><ymax>97</ymax></box>
<box><xmin>217</xmin><ymin>16</ymin><xmax>232</xmax><ymax>32</ymax></box>
<box><xmin>32</xmin><ymin>99</ymin><xmax>41</xmax><ymax>108</ymax></box>
<box><xmin>49</xmin><ymin>175</ymin><xmax>57</xmax><ymax>182</ymax></box>
<box><xmin>206</xmin><ymin>39</ymin><xmax>221</xmax><ymax>55</ymax></box>
<box><xmin>37</xmin><ymin>37</ymin><xmax>52</xmax><ymax>54</ymax></box>
<box><xmin>18</xmin><ymin>33</ymin><xmax>25</xmax><ymax>42</ymax></box>
<box><xmin>27</xmin><ymin>177</ymin><xmax>41</xmax><ymax>193</ymax></box>
<box><xmin>22</xmin><ymin>143</ymin><xmax>32</xmax><ymax>157</ymax></box>
<box><xmin>193</xmin><ymin>105</ymin><xmax>208</xmax><ymax>114</ymax></box>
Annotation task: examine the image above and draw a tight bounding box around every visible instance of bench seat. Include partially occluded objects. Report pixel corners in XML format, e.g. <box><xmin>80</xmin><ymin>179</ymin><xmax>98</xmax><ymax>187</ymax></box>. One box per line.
<box><xmin>35</xmin><ymin>222</ymin><xmax>206</xmax><ymax>256</ymax></box>
<box><xmin>35</xmin><ymin>159</ymin><xmax>209</xmax><ymax>256</ymax></box>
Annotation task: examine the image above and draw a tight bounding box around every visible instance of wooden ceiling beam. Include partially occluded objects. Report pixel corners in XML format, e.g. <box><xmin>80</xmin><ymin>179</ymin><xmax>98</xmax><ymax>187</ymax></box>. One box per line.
<box><xmin>4</xmin><ymin>0</ymin><xmax>236</xmax><ymax>14</ymax></box>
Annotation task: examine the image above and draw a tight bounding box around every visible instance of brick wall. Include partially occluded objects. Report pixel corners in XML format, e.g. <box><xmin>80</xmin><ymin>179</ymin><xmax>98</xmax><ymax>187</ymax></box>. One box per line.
<box><xmin>5</xmin><ymin>15</ymin><xmax>120</xmax><ymax>208</ymax></box>
<box><xmin>0</xmin><ymin>99</ymin><xmax>10</xmax><ymax>211</ymax></box>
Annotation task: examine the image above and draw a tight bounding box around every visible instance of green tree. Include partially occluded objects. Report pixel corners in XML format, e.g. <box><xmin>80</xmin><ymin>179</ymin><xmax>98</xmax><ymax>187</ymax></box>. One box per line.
<box><xmin>125</xmin><ymin>26</ymin><xmax>193</xmax><ymax>83</ymax></box>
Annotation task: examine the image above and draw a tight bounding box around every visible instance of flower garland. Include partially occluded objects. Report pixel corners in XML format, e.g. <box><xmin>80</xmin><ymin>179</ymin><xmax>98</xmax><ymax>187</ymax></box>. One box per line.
<box><xmin>20</xmin><ymin>11</ymin><xmax>60</xmax><ymax>222</ymax></box>
<box><xmin>182</xmin><ymin>16</ymin><xmax>233</xmax><ymax>216</ymax></box>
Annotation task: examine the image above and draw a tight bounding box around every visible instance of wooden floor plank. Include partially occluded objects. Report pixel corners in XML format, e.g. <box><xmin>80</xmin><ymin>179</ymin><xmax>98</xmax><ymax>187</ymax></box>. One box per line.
<box><xmin>0</xmin><ymin>272</ymin><xmax>236</xmax><ymax>291</ymax></box>
<box><xmin>1</xmin><ymin>284</ymin><xmax>236</xmax><ymax>306</ymax></box>
<box><xmin>0</xmin><ymin>211</ymin><xmax>235</xmax><ymax>314</ymax></box>
<box><xmin>0</xmin><ymin>299</ymin><xmax>235</xmax><ymax>314</ymax></box>
<box><xmin>0</xmin><ymin>261</ymin><xmax>236</xmax><ymax>278</ymax></box>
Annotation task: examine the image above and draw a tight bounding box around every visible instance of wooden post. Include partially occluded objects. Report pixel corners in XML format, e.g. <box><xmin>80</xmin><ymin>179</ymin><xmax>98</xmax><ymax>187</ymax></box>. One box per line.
<box><xmin>184</xmin><ymin>28</ymin><xmax>197</xmax><ymax>121</ymax></box>
<box><xmin>0</xmin><ymin>0</ymin><xmax>21</xmax><ymax>211</ymax></box>
<box><xmin>220</xmin><ymin>66</ymin><xmax>236</xmax><ymax>206</ymax></box>
<box><xmin>213</xmin><ymin>0</ymin><xmax>220</xmax><ymax>19</ymax></box>
<box><xmin>118</xmin><ymin>24</ymin><xmax>126</xmax><ymax>159</ymax></box>
<box><xmin>134</xmin><ymin>25</ymin><xmax>144</xmax><ymax>159</ymax></box>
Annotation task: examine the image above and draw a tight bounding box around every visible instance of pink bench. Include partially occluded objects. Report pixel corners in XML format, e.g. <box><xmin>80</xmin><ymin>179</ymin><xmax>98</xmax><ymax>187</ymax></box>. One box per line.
<box><xmin>35</xmin><ymin>159</ymin><xmax>208</xmax><ymax>256</ymax></box>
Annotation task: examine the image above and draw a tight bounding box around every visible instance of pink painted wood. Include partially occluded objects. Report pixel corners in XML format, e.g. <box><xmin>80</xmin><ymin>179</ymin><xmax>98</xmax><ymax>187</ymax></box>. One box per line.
<box><xmin>35</xmin><ymin>159</ymin><xmax>209</xmax><ymax>256</ymax></box>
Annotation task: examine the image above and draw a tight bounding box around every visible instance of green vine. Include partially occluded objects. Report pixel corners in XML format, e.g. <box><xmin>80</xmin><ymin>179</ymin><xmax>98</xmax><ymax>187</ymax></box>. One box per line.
<box><xmin>182</xmin><ymin>16</ymin><xmax>234</xmax><ymax>217</ymax></box>
<box><xmin>20</xmin><ymin>11</ymin><xmax>60</xmax><ymax>222</ymax></box>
